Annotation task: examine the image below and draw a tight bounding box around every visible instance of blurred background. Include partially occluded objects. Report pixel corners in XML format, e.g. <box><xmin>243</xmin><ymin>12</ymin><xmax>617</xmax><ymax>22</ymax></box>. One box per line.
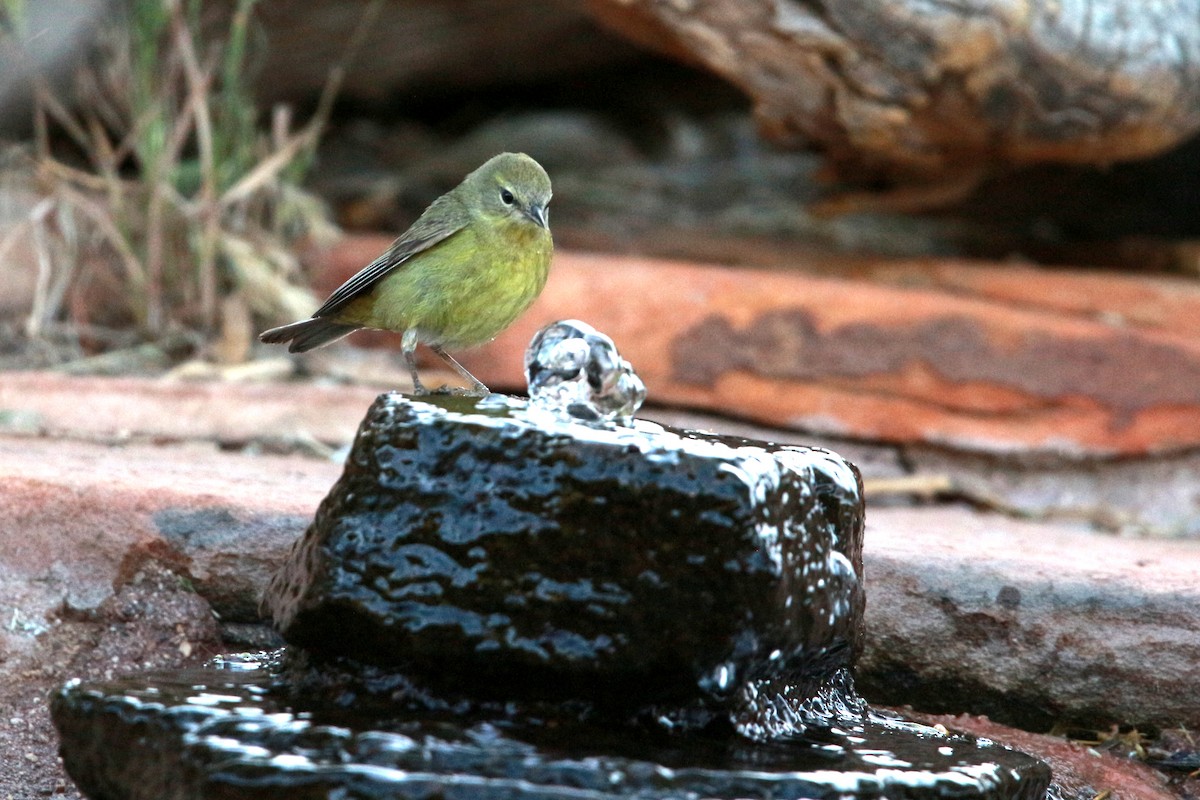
<box><xmin>2</xmin><ymin>0</ymin><xmax>1198</xmax><ymax>358</ymax></box>
<box><xmin>2</xmin><ymin>0</ymin><xmax>1199</xmax><ymax>533</ymax></box>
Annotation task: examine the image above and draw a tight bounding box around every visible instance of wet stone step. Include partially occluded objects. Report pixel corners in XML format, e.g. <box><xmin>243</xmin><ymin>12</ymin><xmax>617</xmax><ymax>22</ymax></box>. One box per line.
<box><xmin>51</xmin><ymin>653</ymin><xmax>1051</xmax><ymax>800</ymax></box>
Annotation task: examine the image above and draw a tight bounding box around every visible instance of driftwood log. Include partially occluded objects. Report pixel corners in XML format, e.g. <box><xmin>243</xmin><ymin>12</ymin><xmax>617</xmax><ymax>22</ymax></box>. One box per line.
<box><xmin>586</xmin><ymin>0</ymin><xmax>1200</xmax><ymax>181</ymax></box>
<box><xmin>7</xmin><ymin>0</ymin><xmax>1198</xmax><ymax>184</ymax></box>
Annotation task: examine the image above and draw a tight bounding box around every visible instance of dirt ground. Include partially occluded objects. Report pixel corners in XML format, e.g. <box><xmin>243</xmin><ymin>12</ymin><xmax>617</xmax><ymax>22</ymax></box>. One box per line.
<box><xmin>0</xmin><ymin>565</ymin><xmax>225</xmax><ymax>800</ymax></box>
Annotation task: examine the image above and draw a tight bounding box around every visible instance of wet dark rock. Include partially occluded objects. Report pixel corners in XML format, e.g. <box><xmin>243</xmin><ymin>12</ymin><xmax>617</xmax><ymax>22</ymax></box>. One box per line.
<box><xmin>263</xmin><ymin>392</ymin><xmax>864</xmax><ymax>712</ymax></box>
<box><xmin>51</xmin><ymin>653</ymin><xmax>1051</xmax><ymax>800</ymax></box>
<box><xmin>49</xmin><ymin>392</ymin><xmax>1054</xmax><ymax>799</ymax></box>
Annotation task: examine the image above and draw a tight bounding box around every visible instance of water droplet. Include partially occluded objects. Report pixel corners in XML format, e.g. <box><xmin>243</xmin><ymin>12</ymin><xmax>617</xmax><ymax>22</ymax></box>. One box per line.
<box><xmin>525</xmin><ymin>320</ymin><xmax>645</xmax><ymax>425</ymax></box>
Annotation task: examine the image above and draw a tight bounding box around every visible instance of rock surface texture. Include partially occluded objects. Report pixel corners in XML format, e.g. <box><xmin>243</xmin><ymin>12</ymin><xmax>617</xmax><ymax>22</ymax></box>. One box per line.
<box><xmin>309</xmin><ymin>242</ymin><xmax>1200</xmax><ymax>459</ymax></box>
<box><xmin>586</xmin><ymin>0</ymin><xmax>1200</xmax><ymax>179</ymax></box>
<box><xmin>264</xmin><ymin>393</ymin><xmax>866</xmax><ymax>710</ymax></box>
<box><xmin>860</xmin><ymin>506</ymin><xmax>1200</xmax><ymax>732</ymax></box>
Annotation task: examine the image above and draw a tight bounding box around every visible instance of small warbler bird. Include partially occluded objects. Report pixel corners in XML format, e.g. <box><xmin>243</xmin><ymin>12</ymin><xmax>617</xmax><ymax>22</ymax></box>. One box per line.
<box><xmin>260</xmin><ymin>152</ymin><xmax>553</xmax><ymax>395</ymax></box>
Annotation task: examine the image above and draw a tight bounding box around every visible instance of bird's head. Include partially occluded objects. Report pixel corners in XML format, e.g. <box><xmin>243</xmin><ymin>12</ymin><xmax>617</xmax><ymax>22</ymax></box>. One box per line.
<box><xmin>466</xmin><ymin>152</ymin><xmax>553</xmax><ymax>232</ymax></box>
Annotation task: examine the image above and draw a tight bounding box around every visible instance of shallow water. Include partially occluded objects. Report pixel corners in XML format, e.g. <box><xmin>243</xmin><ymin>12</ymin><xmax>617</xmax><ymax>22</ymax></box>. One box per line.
<box><xmin>52</xmin><ymin>650</ymin><xmax>1050</xmax><ymax>800</ymax></box>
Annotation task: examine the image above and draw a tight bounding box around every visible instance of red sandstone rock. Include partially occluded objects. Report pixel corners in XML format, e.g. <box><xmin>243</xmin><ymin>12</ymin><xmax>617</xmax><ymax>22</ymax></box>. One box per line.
<box><xmin>313</xmin><ymin>239</ymin><xmax>1200</xmax><ymax>456</ymax></box>
<box><xmin>849</xmin><ymin>259</ymin><xmax>1200</xmax><ymax>341</ymax></box>
<box><xmin>862</xmin><ymin>506</ymin><xmax>1200</xmax><ymax>733</ymax></box>
<box><xmin>0</xmin><ymin>435</ymin><xmax>340</xmax><ymax>629</ymax></box>
<box><xmin>8</xmin><ymin>371</ymin><xmax>1195</xmax><ymax>535</ymax></box>
<box><xmin>0</xmin><ymin>372</ymin><xmax>380</xmax><ymax>445</ymax></box>
<box><xmin>903</xmin><ymin>711</ymin><xmax>1178</xmax><ymax>800</ymax></box>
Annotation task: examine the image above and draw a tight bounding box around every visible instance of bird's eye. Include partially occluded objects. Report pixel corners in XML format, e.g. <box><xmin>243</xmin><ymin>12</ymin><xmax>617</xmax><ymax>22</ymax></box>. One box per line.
<box><xmin>500</xmin><ymin>188</ymin><xmax>515</xmax><ymax>205</ymax></box>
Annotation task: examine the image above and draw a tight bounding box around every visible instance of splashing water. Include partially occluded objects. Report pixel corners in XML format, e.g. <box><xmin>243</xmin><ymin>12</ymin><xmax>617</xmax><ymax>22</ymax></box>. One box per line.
<box><xmin>524</xmin><ymin>320</ymin><xmax>645</xmax><ymax>425</ymax></box>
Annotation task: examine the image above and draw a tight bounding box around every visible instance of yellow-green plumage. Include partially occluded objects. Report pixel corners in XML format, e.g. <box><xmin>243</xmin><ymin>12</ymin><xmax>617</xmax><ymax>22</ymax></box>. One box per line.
<box><xmin>338</xmin><ymin>212</ymin><xmax>551</xmax><ymax>347</ymax></box>
<box><xmin>259</xmin><ymin>152</ymin><xmax>553</xmax><ymax>395</ymax></box>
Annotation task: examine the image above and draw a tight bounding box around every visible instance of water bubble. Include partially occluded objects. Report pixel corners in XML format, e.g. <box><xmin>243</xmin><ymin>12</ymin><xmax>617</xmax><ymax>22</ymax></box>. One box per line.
<box><xmin>524</xmin><ymin>320</ymin><xmax>645</xmax><ymax>426</ymax></box>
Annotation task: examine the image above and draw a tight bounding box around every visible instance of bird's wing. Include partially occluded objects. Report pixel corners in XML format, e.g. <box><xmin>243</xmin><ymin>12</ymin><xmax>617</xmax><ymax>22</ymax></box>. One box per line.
<box><xmin>314</xmin><ymin>193</ymin><xmax>470</xmax><ymax>318</ymax></box>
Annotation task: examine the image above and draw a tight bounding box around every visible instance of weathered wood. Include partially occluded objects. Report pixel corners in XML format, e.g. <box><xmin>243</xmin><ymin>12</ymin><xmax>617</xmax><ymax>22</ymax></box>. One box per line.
<box><xmin>226</xmin><ymin>0</ymin><xmax>644</xmax><ymax>105</ymax></box>
<box><xmin>587</xmin><ymin>0</ymin><xmax>1200</xmax><ymax>178</ymax></box>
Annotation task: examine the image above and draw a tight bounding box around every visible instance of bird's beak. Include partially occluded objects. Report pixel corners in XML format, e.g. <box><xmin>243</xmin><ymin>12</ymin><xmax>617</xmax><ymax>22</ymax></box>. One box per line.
<box><xmin>525</xmin><ymin>203</ymin><xmax>549</xmax><ymax>229</ymax></box>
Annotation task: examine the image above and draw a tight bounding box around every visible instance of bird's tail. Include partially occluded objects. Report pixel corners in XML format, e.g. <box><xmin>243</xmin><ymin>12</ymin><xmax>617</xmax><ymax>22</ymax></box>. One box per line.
<box><xmin>259</xmin><ymin>318</ymin><xmax>362</xmax><ymax>353</ymax></box>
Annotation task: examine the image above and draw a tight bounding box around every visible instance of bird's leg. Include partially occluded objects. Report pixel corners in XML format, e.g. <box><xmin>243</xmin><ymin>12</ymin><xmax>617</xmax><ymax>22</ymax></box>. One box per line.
<box><xmin>402</xmin><ymin>329</ymin><xmax>430</xmax><ymax>395</ymax></box>
<box><xmin>430</xmin><ymin>344</ymin><xmax>490</xmax><ymax>396</ymax></box>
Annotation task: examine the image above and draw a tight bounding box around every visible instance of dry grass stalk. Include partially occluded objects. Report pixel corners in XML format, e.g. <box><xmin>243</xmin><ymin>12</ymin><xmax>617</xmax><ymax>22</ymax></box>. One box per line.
<box><xmin>0</xmin><ymin>0</ymin><xmax>382</xmax><ymax>360</ymax></box>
